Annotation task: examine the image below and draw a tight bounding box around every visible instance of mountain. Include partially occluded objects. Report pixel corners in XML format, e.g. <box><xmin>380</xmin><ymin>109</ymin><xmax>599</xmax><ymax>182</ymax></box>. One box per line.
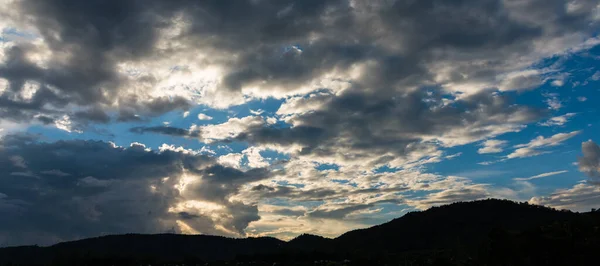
<box><xmin>1</xmin><ymin>199</ymin><xmax>599</xmax><ymax>265</ymax></box>
<box><xmin>334</xmin><ymin>199</ymin><xmax>577</xmax><ymax>252</ymax></box>
<box><xmin>0</xmin><ymin>235</ymin><xmax>284</xmax><ymax>265</ymax></box>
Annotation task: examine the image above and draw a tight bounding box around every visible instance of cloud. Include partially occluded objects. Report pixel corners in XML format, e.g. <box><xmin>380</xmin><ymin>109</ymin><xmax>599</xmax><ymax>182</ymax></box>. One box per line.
<box><xmin>197</xmin><ymin>113</ymin><xmax>213</xmax><ymax>120</ymax></box>
<box><xmin>242</xmin><ymin>147</ymin><xmax>269</xmax><ymax>168</ymax></box>
<box><xmin>545</xmin><ymin>96</ymin><xmax>563</xmax><ymax>111</ymax></box>
<box><xmin>0</xmin><ymin>0</ymin><xmax>599</xmax><ymax>245</ymax></box>
<box><xmin>445</xmin><ymin>152</ymin><xmax>462</xmax><ymax>159</ymax></box>
<box><xmin>513</xmin><ymin>170</ymin><xmax>568</xmax><ymax>181</ymax></box>
<box><xmin>0</xmin><ymin>134</ymin><xmax>274</xmax><ymax>246</ymax></box>
<box><xmin>247</xmin><ymin>204</ymin><xmax>368</xmax><ymax>240</ymax></box>
<box><xmin>406</xmin><ymin>184</ymin><xmax>491</xmax><ymax>210</ymax></box>
<box><xmin>538</xmin><ymin>113</ymin><xmax>576</xmax><ymax>127</ymax></box>
<box><xmin>53</xmin><ymin>115</ymin><xmax>82</xmax><ymax>133</ymax></box>
<box><xmin>530</xmin><ymin>182</ymin><xmax>600</xmax><ymax>212</ymax></box>
<box><xmin>591</xmin><ymin>71</ymin><xmax>600</xmax><ymax>81</ymax></box>
<box><xmin>578</xmin><ymin>140</ymin><xmax>600</xmax><ymax>182</ymax></box>
<box><xmin>130</xmin><ymin>126</ymin><xmax>200</xmax><ymax>138</ymax></box>
<box><xmin>478</xmin><ymin>139</ymin><xmax>508</xmax><ymax>154</ymax></box>
<box><xmin>308</xmin><ymin>200</ymin><xmax>399</xmax><ymax>220</ymax></box>
<box><xmin>0</xmin><ymin>0</ymin><xmax>596</xmax><ymax>127</ymax></box>
<box><xmin>199</xmin><ymin>116</ymin><xmax>266</xmax><ymax>143</ymax></box>
<box><xmin>217</xmin><ymin>153</ymin><xmax>244</xmax><ymax>169</ymax></box>
<box><xmin>221</xmin><ymin>89</ymin><xmax>540</xmax><ymax>171</ymax></box>
<box><xmin>39</xmin><ymin>169</ymin><xmax>70</xmax><ymax>176</ymax></box>
<box><xmin>77</xmin><ymin>176</ymin><xmax>114</xmax><ymax>188</ymax></box>
<box><xmin>497</xmin><ymin>70</ymin><xmax>543</xmax><ymax>91</ymax></box>
<box><xmin>506</xmin><ymin>131</ymin><xmax>580</xmax><ymax>159</ymax></box>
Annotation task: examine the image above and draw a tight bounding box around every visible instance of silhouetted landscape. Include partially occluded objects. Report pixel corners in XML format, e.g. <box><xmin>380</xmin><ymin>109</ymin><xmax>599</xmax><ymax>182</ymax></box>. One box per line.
<box><xmin>1</xmin><ymin>199</ymin><xmax>599</xmax><ymax>265</ymax></box>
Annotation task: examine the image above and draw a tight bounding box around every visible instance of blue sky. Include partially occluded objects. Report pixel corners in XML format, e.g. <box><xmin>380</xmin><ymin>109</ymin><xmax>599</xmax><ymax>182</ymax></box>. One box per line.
<box><xmin>1</xmin><ymin>0</ymin><xmax>600</xmax><ymax>247</ymax></box>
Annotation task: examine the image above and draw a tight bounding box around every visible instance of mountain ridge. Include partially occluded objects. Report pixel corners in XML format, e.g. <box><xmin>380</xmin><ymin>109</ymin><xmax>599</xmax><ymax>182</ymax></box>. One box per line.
<box><xmin>2</xmin><ymin>199</ymin><xmax>599</xmax><ymax>265</ymax></box>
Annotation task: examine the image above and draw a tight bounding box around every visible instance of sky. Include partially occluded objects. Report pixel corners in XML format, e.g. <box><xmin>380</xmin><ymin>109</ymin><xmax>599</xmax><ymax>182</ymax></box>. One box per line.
<box><xmin>1</xmin><ymin>0</ymin><xmax>600</xmax><ymax>247</ymax></box>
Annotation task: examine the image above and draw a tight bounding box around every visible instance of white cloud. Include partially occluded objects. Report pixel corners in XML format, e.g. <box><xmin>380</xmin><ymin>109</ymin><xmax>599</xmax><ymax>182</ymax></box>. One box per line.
<box><xmin>406</xmin><ymin>184</ymin><xmax>491</xmax><ymax>210</ymax></box>
<box><xmin>545</xmin><ymin>96</ymin><xmax>563</xmax><ymax>111</ymax></box>
<box><xmin>54</xmin><ymin>115</ymin><xmax>82</xmax><ymax>133</ymax></box>
<box><xmin>198</xmin><ymin>116</ymin><xmax>264</xmax><ymax>143</ymax></box>
<box><xmin>249</xmin><ymin>109</ymin><xmax>264</xmax><ymax>115</ymax></box>
<box><xmin>199</xmin><ymin>146</ymin><xmax>216</xmax><ymax>155</ymax></box>
<box><xmin>513</xmin><ymin>170</ymin><xmax>568</xmax><ymax>181</ymax></box>
<box><xmin>197</xmin><ymin>113</ymin><xmax>213</xmax><ymax>120</ymax></box>
<box><xmin>217</xmin><ymin>153</ymin><xmax>243</xmax><ymax>169</ymax></box>
<box><xmin>530</xmin><ymin>182</ymin><xmax>600</xmax><ymax>212</ymax></box>
<box><xmin>538</xmin><ymin>113</ymin><xmax>576</xmax><ymax>127</ymax></box>
<box><xmin>243</xmin><ymin>147</ymin><xmax>269</xmax><ymax>168</ymax></box>
<box><xmin>478</xmin><ymin>139</ymin><xmax>508</xmax><ymax>154</ymax></box>
<box><xmin>445</xmin><ymin>152</ymin><xmax>462</xmax><ymax>159</ymax></box>
<box><xmin>550</xmin><ymin>79</ymin><xmax>564</xmax><ymax>87</ymax></box>
<box><xmin>266</xmin><ymin>117</ymin><xmax>278</xmax><ymax>124</ymax></box>
<box><xmin>506</xmin><ymin>131</ymin><xmax>580</xmax><ymax>159</ymax></box>
<box><xmin>158</xmin><ymin>144</ymin><xmax>200</xmax><ymax>155</ymax></box>
<box><xmin>497</xmin><ymin>69</ymin><xmax>542</xmax><ymax>91</ymax></box>
<box><xmin>590</xmin><ymin>71</ymin><xmax>600</xmax><ymax>81</ymax></box>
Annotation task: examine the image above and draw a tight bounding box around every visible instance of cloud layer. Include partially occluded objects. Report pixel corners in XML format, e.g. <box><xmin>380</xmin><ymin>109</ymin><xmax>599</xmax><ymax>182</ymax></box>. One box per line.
<box><xmin>1</xmin><ymin>0</ymin><xmax>598</xmax><ymax>126</ymax></box>
<box><xmin>0</xmin><ymin>0</ymin><xmax>599</xmax><ymax>246</ymax></box>
<box><xmin>0</xmin><ymin>134</ymin><xmax>277</xmax><ymax>246</ymax></box>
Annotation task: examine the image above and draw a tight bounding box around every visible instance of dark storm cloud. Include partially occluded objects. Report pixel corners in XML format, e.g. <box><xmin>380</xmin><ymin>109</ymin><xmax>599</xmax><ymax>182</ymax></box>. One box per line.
<box><xmin>184</xmin><ymin>165</ymin><xmax>277</xmax><ymax>204</ymax></box>
<box><xmin>178</xmin><ymin>211</ymin><xmax>200</xmax><ymax>220</ymax></box>
<box><xmin>235</xmin><ymin>125</ymin><xmax>328</xmax><ymax>154</ymax></box>
<box><xmin>0</xmin><ymin>0</ymin><xmax>180</xmax><ymax>123</ymax></box>
<box><xmin>216</xmin><ymin>0</ymin><xmax>597</xmax><ymax>93</ymax></box>
<box><xmin>0</xmin><ymin>136</ymin><xmax>208</xmax><ymax>180</ymax></box>
<box><xmin>0</xmin><ymin>134</ymin><xmax>274</xmax><ymax>246</ymax></box>
<box><xmin>0</xmin><ymin>0</ymin><xmax>597</xmax><ymax>125</ymax></box>
<box><xmin>0</xmin><ymin>0</ymin><xmax>345</xmax><ymax>123</ymax></box>
<box><xmin>176</xmin><ymin>165</ymin><xmax>279</xmax><ymax>234</ymax></box>
<box><xmin>231</xmin><ymin>89</ymin><xmax>542</xmax><ymax>165</ymax></box>
<box><xmin>130</xmin><ymin>126</ymin><xmax>200</xmax><ymax>138</ymax></box>
<box><xmin>0</xmin><ymin>0</ymin><xmax>599</xmax><ymax>245</ymax></box>
<box><xmin>72</xmin><ymin>107</ymin><xmax>111</xmax><ymax>124</ymax></box>
<box><xmin>0</xmin><ymin>136</ymin><xmax>192</xmax><ymax>246</ymax></box>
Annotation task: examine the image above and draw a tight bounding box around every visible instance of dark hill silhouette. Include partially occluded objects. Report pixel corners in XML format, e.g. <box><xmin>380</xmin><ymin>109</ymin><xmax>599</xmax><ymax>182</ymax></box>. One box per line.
<box><xmin>334</xmin><ymin>199</ymin><xmax>577</xmax><ymax>252</ymax></box>
<box><xmin>1</xmin><ymin>199</ymin><xmax>599</xmax><ymax>265</ymax></box>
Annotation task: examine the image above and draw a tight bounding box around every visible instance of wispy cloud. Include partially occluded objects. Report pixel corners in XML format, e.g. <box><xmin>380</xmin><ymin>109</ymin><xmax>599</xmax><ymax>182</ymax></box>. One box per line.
<box><xmin>478</xmin><ymin>139</ymin><xmax>508</xmax><ymax>154</ymax></box>
<box><xmin>480</xmin><ymin>131</ymin><xmax>581</xmax><ymax>165</ymax></box>
<box><xmin>507</xmin><ymin>131</ymin><xmax>581</xmax><ymax>159</ymax></box>
<box><xmin>538</xmin><ymin>113</ymin><xmax>576</xmax><ymax>127</ymax></box>
<box><xmin>513</xmin><ymin>170</ymin><xmax>568</xmax><ymax>181</ymax></box>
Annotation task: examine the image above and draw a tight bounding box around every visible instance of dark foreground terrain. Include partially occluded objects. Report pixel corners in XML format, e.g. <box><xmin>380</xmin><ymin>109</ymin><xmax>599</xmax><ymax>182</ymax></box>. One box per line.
<box><xmin>1</xmin><ymin>199</ymin><xmax>599</xmax><ymax>265</ymax></box>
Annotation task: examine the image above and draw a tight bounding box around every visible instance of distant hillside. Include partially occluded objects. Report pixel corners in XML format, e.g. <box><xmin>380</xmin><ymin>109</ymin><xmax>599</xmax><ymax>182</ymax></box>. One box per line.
<box><xmin>334</xmin><ymin>199</ymin><xmax>578</xmax><ymax>252</ymax></box>
<box><xmin>2</xmin><ymin>199</ymin><xmax>599</xmax><ymax>265</ymax></box>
